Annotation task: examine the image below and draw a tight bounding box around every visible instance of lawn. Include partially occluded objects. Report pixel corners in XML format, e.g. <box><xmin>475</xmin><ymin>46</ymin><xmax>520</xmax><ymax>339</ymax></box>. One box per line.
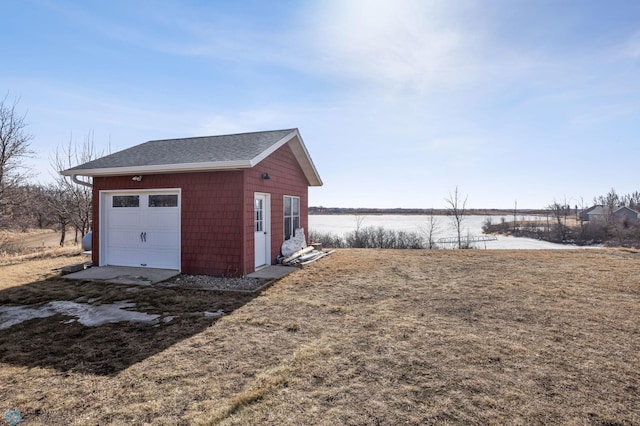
<box><xmin>0</xmin><ymin>248</ymin><xmax>639</xmax><ymax>425</ymax></box>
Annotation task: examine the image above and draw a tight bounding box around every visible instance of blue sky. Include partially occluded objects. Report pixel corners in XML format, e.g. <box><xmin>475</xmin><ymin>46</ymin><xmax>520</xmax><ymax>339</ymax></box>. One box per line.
<box><xmin>2</xmin><ymin>0</ymin><xmax>639</xmax><ymax>209</ymax></box>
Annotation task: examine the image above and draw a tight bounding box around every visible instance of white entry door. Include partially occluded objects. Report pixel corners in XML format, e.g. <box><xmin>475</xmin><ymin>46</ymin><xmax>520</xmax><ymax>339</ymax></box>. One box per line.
<box><xmin>254</xmin><ymin>193</ymin><xmax>270</xmax><ymax>269</ymax></box>
<box><xmin>102</xmin><ymin>190</ymin><xmax>180</xmax><ymax>270</ymax></box>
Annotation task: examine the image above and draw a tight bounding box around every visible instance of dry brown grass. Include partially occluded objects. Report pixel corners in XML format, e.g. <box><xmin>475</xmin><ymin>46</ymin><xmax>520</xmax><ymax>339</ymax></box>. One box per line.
<box><xmin>1</xmin><ymin>248</ymin><xmax>639</xmax><ymax>425</ymax></box>
<box><xmin>0</xmin><ymin>228</ymin><xmax>82</xmax><ymax>267</ymax></box>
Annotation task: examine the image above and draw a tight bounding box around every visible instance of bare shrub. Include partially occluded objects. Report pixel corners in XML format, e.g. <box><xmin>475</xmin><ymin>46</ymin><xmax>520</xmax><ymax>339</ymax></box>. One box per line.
<box><xmin>0</xmin><ymin>239</ymin><xmax>24</xmax><ymax>256</ymax></box>
<box><xmin>311</xmin><ymin>227</ymin><xmax>425</xmax><ymax>249</ymax></box>
<box><xmin>396</xmin><ymin>230</ymin><xmax>424</xmax><ymax>249</ymax></box>
<box><xmin>308</xmin><ymin>230</ymin><xmax>346</xmax><ymax>248</ymax></box>
<box><xmin>345</xmin><ymin>226</ymin><xmax>425</xmax><ymax>249</ymax></box>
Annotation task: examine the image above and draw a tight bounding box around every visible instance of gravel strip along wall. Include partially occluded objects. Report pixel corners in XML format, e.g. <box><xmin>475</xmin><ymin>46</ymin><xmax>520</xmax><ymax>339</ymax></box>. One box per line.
<box><xmin>158</xmin><ymin>275</ymin><xmax>268</xmax><ymax>292</ymax></box>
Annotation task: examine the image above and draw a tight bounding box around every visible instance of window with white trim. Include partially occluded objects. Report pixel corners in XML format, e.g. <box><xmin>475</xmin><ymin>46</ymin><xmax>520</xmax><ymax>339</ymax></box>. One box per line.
<box><xmin>113</xmin><ymin>195</ymin><xmax>139</xmax><ymax>208</ymax></box>
<box><xmin>255</xmin><ymin>198</ymin><xmax>264</xmax><ymax>232</ymax></box>
<box><xmin>283</xmin><ymin>195</ymin><xmax>300</xmax><ymax>240</ymax></box>
<box><xmin>148</xmin><ymin>194</ymin><xmax>178</xmax><ymax>207</ymax></box>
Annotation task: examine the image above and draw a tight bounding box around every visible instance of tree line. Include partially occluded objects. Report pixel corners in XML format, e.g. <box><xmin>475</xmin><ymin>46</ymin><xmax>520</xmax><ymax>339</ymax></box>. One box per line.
<box><xmin>309</xmin><ymin>206</ymin><xmax>548</xmax><ymax>216</ymax></box>
<box><xmin>0</xmin><ymin>95</ymin><xmax>99</xmax><ymax>246</ymax></box>
<box><xmin>483</xmin><ymin>188</ymin><xmax>640</xmax><ymax>247</ymax></box>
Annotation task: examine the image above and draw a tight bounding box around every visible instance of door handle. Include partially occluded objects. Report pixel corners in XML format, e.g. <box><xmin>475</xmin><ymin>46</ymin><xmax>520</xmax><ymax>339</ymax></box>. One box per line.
<box><xmin>143</xmin><ymin>232</ymin><xmax>147</xmax><ymax>242</ymax></box>
<box><xmin>140</xmin><ymin>232</ymin><xmax>144</xmax><ymax>242</ymax></box>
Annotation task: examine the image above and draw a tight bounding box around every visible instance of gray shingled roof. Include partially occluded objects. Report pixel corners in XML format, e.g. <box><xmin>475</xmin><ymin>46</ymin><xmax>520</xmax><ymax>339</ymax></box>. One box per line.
<box><xmin>585</xmin><ymin>205</ymin><xmax>608</xmax><ymax>216</ymax></box>
<box><xmin>62</xmin><ymin>128</ymin><xmax>323</xmax><ymax>186</ymax></box>
<box><xmin>65</xmin><ymin>129</ymin><xmax>297</xmax><ymax>171</ymax></box>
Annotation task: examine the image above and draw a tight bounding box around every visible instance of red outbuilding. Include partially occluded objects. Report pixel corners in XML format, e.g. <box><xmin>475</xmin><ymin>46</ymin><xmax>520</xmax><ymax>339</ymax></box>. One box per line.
<box><xmin>62</xmin><ymin>129</ymin><xmax>322</xmax><ymax>276</ymax></box>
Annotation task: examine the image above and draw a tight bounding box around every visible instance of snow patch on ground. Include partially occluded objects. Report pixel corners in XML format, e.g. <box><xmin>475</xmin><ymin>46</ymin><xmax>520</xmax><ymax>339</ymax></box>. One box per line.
<box><xmin>0</xmin><ymin>305</ymin><xmax>57</xmax><ymax>330</ymax></box>
<box><xmin>203</xmin><ymin>310</ymin><xmax>224</xmax><ymax>317</ymax></box>
<box><xmin>479</xmin><ymin>235</ymin><xmax>591</xmax><ymax>250</ymax></box>
<box><xmin>0</xmin><ymin>301</ymin><xmax>160</xmax><ymax>330</ymax></box>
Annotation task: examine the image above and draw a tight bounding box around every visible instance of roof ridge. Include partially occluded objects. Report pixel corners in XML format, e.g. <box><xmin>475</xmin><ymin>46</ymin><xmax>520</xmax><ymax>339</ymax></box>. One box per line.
<box><xmin>147</xmin><ymin>128</ymin><xmax>298</xmax><ymax>144</ymax></box>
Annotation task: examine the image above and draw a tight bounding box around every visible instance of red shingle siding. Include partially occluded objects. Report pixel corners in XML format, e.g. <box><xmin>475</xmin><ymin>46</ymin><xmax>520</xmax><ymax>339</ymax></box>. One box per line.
<box><xmin>93</xmin><ymin>171</ymin><xmax>245</xmax><ymax>276</ymax></box>
<box><xmin>242</xmin><ymin>142</ymin><xmax>309</xmax><ymax>275</ymax></box>
<box><xmin>92</xmin><ymin>142</ymin><xmax>310</xmax><ymax>277</ymax></box>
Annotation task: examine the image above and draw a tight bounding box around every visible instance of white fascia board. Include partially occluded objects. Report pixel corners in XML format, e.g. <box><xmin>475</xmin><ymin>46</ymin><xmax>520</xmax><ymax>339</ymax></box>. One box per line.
<box><xmin>289</xmin><ymin>132</ymin><xmax>323</xmax><ymax>186</ymax></box>
<box><xmin>249</xmin><ymin>129</ymin><xmax>323</xmax><ymax>187</ymax></box>
<box><xmin>61</xmin><ymin>160</ymin><xmax>252</xmax><ymax>177</ymax></box>
<box><xmin>249</xmin><ymin>129</ymin><xmax>299</xmax><ymax>166</ymax></box>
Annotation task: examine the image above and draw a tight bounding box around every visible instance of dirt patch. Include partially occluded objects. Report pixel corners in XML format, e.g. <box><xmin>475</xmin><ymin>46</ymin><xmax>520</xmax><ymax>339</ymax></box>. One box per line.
<box><xmin>0</xmin><ymin>249</ymin><xmax>639</xmax><ymax>425</ymax></box>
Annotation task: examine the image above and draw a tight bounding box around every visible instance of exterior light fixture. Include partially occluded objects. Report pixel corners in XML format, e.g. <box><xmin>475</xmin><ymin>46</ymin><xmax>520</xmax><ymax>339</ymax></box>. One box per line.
<box><xmin>261</xmin><ymin>173</ymin><xmax>270</xmax><ymax>180</ymax></box>
<box><xmin>132</xmin><ymin>175</ymin><xmax>143</xmax><ymax>181</ymax></box>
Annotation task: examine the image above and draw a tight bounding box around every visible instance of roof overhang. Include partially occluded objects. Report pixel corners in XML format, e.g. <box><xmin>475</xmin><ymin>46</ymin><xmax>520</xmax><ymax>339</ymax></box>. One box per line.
<box><xmin>252</xmin><ymin>129</ymin><xmax>323</xmax><ymax>186</ymax></box>
<box><xmin>60</xmin><ymin>129</ymin><xmax>323</xmax><ymax>186</ymax></box>
<box><xmin>59</xmin><ymin>160</ymin><xmax>252</xmax><ymax>177</ymax></box>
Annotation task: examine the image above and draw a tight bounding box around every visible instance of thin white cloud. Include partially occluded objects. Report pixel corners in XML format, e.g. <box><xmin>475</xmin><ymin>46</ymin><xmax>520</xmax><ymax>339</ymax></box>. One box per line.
<box><xmin>42</xmin><ymin>2</ymin><xmax>259</xmax><ymax>61</ymax></box>
<box><xmin>198</xmin><ymin>108</ymin><xmax>297</xmax><ymax>136</ymax></box>
<box><xmin>415</xmin><ymin>136</ymin><xmax>481</xmax><ymax>169</ymax></box>
<box><xmin>622</xmin><ymin>31</ymin><xmax>640</xmax><ymax>58</ymax></box>
<box><xmin>567</xmin><ymin>100</ymin><xmax>640</xmax><ymax>129</ymax></box>
<box><xmin>423</xmin><ymin>137</ymin><xmax>479</xmax><ymax>154</ymax></box>
<box><xmin>21</xmin><ymin>0</ymin><xmax>640</xmax><ymax>210</ymax></box>
<box><xmin>304</xmin><ymin>0</ymin><xmax>479</xmax><ymax>90</ymax></box>
<box><xmin>299</xmin><ymin>0</ymin><xmax>640</xmax><ymax>105</ymax></box>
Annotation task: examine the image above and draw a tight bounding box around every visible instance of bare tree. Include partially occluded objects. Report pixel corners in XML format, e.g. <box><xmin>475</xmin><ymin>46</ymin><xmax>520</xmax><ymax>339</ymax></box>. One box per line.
<box><xmin>595</xmin><ymin>188</ymin><xmax>620</xmax><ymax>209</ymax></box>
<box><xmin>349</xmin><ymin>211</ymin><xmax>367</xmax><ymax>248</ymax></box>
<box><xmin>422</xmin><ymin>208</ymin><xmax>440</xmax><ymax>249</ymax></box>
<box><xmin>50</xmin><ymin>132</ymin><xmax>101</xmax><ymax>245</ymax></box>
<box><xmin>445</xmin><ymin>186</ymin><xmax>468</xmax><ymax>249</ymax></box>
<box><xmin>591</xmin><ymin>189</ymin><xmax>625</xmax><ymax>245</ymax></box>
<box><xmin>7</xmin><ymin>184</ymin><xmax>54</xmax><ymax>231</ymax></box>
<box><xmin>0</xmin><ymin>94</ymin><xmax>34</xmax><ymax>226</ymax></box>
<box><xmin>627</xmin><ymin>191</ymin><xmax>640</xmax><ymax>211</ymax></box>
<box><xmin>548</xmin><ymin>198</ymin><xmax>571</xmax><ymax>242</ymax></box>
<box><xmin>575</xmin><ymin>197</ymin><xmax>589</xmax><ymax>240</ymax></box>
<box><xmin>600</xmin><ymin>203</ymin><xmax>626</xmax><ymax>246</ymax></box>
<box><xmin>43</xmin><ymin>184</ymin><xmax>72</xmax><ymax>246</ymax></box>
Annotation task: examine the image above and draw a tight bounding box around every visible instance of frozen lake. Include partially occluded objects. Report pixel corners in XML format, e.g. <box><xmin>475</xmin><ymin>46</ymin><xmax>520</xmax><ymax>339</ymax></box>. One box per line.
<box><xmin>309</xmin><ymin>214</ymin><xmax>580</xmax><ymax>249</ymax></box>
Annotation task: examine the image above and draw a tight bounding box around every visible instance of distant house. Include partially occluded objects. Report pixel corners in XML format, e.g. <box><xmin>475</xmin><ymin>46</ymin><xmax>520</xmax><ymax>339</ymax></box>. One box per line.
<box><xmin>613</xmin><ymin>206</ymin><xmax>640</xmax><ymax>224</ymax></box>
<box><xmin>580</xmin><ymin>205</ymin><xmax>639</xmax><ymax>224</ymax></box>
<box><xmin>61</xmin><ymin>129</ymin><xmax>322</xmax><ymax>276</ymax></box>
<box><xmin>579</xmin><ymin>205</ymin><xmax>600</xmax><ymax>221</ymax></box>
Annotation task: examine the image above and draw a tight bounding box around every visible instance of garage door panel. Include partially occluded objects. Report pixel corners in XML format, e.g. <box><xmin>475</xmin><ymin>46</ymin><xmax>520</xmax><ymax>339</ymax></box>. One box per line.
<box><xmin>148</xmin><ymin>210</ymin><xmax>180</xmax><ymax>227</ymax></box>
<box><xmin>109</xmin><ymin>210</ymin><xmax>143</xmax><ymax>227</ymax></box>
<box><xmin>104</xmin><ymin>191</ymin><xmax>180</xmax><ymax>270</ymax></box>
<box><xmin>105</xmin><ymin>247</ymin><xmax>146</xmax><ymax>268</ymax></box>
<box><xmin>108</xmin><ymin>230</ymin><xmax>145</xmax><ymax>246</ymax></box>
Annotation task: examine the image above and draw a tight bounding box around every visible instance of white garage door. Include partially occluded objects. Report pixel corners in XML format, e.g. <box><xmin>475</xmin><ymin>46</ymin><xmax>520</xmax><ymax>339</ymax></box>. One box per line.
<box><xmin>102</xmin><ymin>190</ymin><xmax>180</xmax><ymax>270</ymax></box>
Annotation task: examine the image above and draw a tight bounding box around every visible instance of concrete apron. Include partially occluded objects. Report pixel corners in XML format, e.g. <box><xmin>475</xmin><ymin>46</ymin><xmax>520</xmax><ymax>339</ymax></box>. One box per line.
<box><xmin>63</xmin><ymin>266</ymin><xmax>180</xmax><ymax>285</ymax></box>
<box><xmin>245</xmin><ymin>265</ymin><xmax>297</xmax><ymax>280</ymax></box>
